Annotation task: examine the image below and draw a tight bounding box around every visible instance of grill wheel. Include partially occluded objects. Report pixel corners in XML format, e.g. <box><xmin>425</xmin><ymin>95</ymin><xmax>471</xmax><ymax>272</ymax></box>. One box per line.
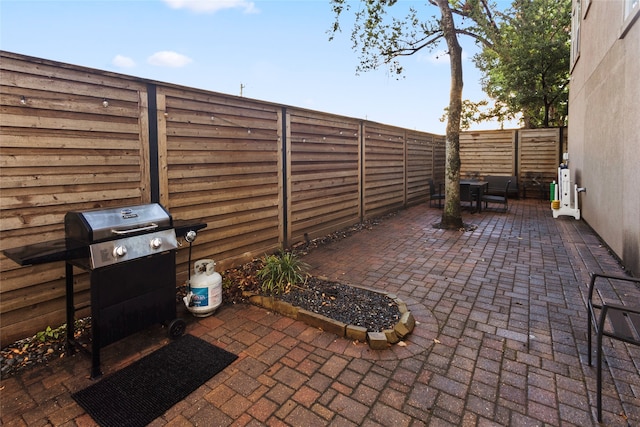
<box><xmin>168</xmin><ymin>318</ymin><xmax>186</xmax><ymax>339</ymax></box>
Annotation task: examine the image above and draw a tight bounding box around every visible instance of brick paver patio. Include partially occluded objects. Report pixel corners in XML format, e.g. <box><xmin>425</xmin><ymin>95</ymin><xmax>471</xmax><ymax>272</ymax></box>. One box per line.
<box><xmin>1</xmin><ymin>199</ymin><xmax>638</xmax><ymax>426</ymax></box>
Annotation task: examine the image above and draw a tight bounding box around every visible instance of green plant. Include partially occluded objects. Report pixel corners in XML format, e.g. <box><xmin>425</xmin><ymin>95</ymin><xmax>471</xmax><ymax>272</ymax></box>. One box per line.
<box><xmin>257</xmin><ymin>250</ymin><xmax>309</xmax><ymax>295</ymax></box>
<box><xmin>35</xmin><ymin>325</ymin><xmax>66</xmax><ymax>342</ymax></box>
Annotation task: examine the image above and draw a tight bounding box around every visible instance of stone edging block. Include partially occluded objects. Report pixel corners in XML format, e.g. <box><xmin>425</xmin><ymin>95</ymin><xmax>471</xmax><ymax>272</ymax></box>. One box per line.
<box><xmin>298</xmin><ymin>309</ymin><xmax>346</xmax><ymax>337</ymax></box>
<box><xmin>243</xmin><ymin>279</ymin><xmax>414</xmax><ymax>349</ymax></box>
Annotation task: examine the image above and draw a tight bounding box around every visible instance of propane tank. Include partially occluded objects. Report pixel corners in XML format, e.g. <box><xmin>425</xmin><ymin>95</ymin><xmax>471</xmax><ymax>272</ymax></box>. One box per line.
<box><xmin>183</xmin><ymin>259</ymin><xmax>222</xmax><ymax>317</ymax></box>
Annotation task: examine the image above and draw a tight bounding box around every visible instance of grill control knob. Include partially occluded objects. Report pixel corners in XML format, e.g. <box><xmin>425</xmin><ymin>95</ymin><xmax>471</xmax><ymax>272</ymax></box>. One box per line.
<box><xmin>185</xmin><ymin>230</ymin><xmax>197</xmax><ymax>243</ymax></box>
<box><xmin>150</xmin><ymin>237</ymin><xmax>163</xmax><ymax>249</ymax></box>
<box><xmin>113</xmin><ymin>245</ymin><xmax>127</xmax><ymax>258</ymax></box>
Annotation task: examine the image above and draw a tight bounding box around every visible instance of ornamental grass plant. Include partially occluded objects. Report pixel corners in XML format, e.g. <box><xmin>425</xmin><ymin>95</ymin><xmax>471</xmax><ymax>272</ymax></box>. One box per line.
<box><xmin>257</xmin><ymin>250</ymin><xmax>309</xmax><ymax>296</ymax></box>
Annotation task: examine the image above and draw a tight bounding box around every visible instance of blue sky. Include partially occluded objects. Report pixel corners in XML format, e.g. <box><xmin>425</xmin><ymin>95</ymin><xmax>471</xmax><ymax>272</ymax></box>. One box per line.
<box><xmin>0</xmin><ymin>0</ymin><xmax>513</xmax><ymax>134</ymax></box>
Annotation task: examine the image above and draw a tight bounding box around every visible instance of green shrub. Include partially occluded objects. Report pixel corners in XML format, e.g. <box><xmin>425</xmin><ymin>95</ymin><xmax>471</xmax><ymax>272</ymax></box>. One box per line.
<box><xmin>35</xmin><ymin>325</ymin><xmax>65</xmax><ymax>342</ymax></box>
<box><xmin>257</xmin><ymin>250</ymin><xmax>309</xmax><ymax>295</ymax></box>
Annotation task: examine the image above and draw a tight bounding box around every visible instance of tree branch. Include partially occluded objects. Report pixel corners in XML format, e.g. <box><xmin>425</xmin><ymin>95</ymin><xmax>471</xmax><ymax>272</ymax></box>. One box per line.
<box><xmin>479</xmin><ymin>0</ymin><xmax>500</xmax><ymax>34</ymax></box>
<box><xmin>455</xmin><ymin>28</ymin><xmax>493</xmax><ymax>48</ymax></box>
<box><xmin>383</xmin><ymin>32</ymin><xmax>445</xmax><ymax>58</ymax></box>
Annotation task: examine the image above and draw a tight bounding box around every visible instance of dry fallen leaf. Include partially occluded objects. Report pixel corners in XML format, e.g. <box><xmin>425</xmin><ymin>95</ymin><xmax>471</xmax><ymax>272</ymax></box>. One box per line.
<box><xmin>434</xmin><ymin>338</ymin><xmax>441</xmax><ymax>344</ymax></box>
<box><xmin>397</xmin><ymin>341</ymin><xmax>407</xmax><ymax>347</ymax></box>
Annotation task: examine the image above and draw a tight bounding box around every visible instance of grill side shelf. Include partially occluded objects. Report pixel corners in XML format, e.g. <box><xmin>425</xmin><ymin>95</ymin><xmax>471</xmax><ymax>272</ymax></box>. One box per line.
<box><xmin>3</xmin><ymin>220</ymin><xmax>207</xmax><ymax>266</ymax></box>
<box><xmin>3</xmin><ymin>239</ymin><xmax>88</xmax><ymax>266</ymax></box>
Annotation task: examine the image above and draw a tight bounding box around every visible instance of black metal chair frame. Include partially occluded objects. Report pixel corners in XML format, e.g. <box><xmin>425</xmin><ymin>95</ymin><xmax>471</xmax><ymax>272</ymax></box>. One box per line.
<box><xmin>459</xmin><ymin>183</ymin><xmax>477</xmax><ymax>212</ymax></box>
<box><xmin>586</xmin><ymin>272</ymin><xmax>640</xmax><ymax>422</ymax></box>
<box><xmin>481</xmin><ymin>180</ymin><xmax>511</xmax><ymax>212</ymax></box>
<box><xmin>429</xmin><ymin>179</ymin><xmax>445</xmax><ymax>208</ymax></box>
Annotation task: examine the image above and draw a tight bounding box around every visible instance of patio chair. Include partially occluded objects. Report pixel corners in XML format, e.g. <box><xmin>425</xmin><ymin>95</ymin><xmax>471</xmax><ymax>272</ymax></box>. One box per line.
<box><xmin>586</xmin><ymin>272</ymin><xmax>640</xmax><ymax>422</ymax></box>
<box><xmin>429</xmin><ymin>179</ymin><xmax>445</xmax><ymax>208</ymax></box>
<box><xmin>481</xmin><ymin>180</ymin><xmax>511</xmax><ymax>212</ymax></box>
<box><xmin>459</xmin><ymin>183</ymin><xmax>476</xmax><ymax>211</ymax></box>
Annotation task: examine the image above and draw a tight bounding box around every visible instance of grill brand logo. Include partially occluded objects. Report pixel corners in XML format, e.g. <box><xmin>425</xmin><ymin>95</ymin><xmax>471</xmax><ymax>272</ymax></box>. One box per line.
<box><xmin>120</xmin><ymin>208</ymin><xmax>138</xmax><ymax>219</ymax></box>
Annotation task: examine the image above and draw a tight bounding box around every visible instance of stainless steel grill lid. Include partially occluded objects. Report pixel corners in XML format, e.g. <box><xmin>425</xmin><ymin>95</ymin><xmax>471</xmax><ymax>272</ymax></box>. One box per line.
<box><xmin>65</xmin><ymin>203</ymin><xmax>172</xmax><ymax>243</ymax></box>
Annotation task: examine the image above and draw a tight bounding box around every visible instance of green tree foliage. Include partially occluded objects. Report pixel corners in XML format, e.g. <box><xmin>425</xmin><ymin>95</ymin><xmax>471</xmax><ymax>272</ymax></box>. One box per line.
<box><xmin>472</xmin><ymin>0</ymin><xmax>571</xmax><ymax>128</ymax></box>
<box><xmin>329</xmin><ymin>0</ymin><xmax>501</xmax><ymax>229</ymax></box>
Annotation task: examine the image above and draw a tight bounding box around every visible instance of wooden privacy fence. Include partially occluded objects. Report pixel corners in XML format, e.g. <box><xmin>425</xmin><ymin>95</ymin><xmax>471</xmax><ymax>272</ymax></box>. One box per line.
<box><xmin>0</xmin><ymin>51</ymin><xmax>446</xmax><ymax>345</ymax></box>
<box><xmin>460</xmin><ymin>128</ymin><xmax>567</xmax><ymax>195</ymax></box>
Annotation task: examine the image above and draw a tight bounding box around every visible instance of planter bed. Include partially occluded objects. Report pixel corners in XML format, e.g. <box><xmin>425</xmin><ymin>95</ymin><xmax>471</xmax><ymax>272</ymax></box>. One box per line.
<box><xmin>243</xmin><ymin>277</ymin><xmax>415</xmax><ymax>349</ymax></box>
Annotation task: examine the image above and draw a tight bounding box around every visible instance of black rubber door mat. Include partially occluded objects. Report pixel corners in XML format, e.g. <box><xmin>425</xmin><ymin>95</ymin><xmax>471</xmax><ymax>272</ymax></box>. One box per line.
<box><xmin>72</xmin><ymin>334</ymin><xmax>237</xmax><ymax>427</ymax></box>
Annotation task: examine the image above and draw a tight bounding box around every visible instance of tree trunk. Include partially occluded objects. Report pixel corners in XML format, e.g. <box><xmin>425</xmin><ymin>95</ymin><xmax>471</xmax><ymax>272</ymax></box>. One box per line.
<box><xmin>435</xmin><ymin>0</ymin><xmax>464</xmax><ymax>230</ymax></box>
<box><xmin>543</xmin><ymin>99</ymin><xmax>551</xmax><ymax>127</ymax></box>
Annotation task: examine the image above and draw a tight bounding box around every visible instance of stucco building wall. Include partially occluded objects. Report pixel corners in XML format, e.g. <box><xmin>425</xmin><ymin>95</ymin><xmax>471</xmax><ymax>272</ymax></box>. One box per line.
<box><xmin>568</xmin><ymin>0</ymin><xmax>640</xmax><ymax>276</ymax></box>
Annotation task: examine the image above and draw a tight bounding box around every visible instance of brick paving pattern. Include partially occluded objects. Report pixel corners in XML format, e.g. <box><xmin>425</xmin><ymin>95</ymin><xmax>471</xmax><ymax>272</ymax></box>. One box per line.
<box><xmin>1</xmin><ymin>199</ymin><xmax>638</xmax><ymax>426</ymax></box>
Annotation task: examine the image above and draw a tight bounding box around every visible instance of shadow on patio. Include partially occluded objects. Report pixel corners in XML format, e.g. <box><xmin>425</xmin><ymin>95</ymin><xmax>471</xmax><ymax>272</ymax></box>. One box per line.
<box><xmin>1</xmin><ymin>199</ymin><xmax>638</xmax><ymax>426</ymax></box>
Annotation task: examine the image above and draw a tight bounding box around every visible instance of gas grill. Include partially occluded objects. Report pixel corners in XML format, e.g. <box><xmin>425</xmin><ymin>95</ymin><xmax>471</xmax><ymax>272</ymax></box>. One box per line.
<box><xmin>65</xmin><ymin>203</ymin><xmax>178</xmax><ymax>269</ymax></box>
<box><xmin>4</xmin><ymin>203</ymin><xmax>206</xmax><ymax>379</ymax></box>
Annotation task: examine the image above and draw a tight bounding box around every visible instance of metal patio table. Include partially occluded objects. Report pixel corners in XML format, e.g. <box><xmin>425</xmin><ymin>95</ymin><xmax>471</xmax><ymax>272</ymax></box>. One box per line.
<box><xmin>460</xmin><ymin>180</ymin><xmax>489</xmax><ymax>213</ymax></box>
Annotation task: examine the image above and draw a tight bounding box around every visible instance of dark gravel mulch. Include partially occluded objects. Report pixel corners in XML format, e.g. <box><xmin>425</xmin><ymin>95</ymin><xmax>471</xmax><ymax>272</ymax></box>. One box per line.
<box><xmin>0</xmin><ymin>318</ymin><xmax>90</xmax><ymax>379</ymax></box>
<box><xmin>279</xmin><ymin>277</ymin><xmax>400</xmax><ymax>332</ymax></box>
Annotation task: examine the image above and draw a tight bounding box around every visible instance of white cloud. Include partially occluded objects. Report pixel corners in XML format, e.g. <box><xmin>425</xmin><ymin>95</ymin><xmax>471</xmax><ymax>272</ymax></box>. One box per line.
<box><xmin>162</xmin><ymin>0</ymin><xmax>259</xmax><ymax>14</ymax></box>
<box><xmin>147</xmin><ymin>51</ymin><xmax>193</xmax><ymax>68</ymax></box>
<box><xmin>112</xmin><ymin>55</ymin><xmax>136</xmax><ymax>68</ymax></box>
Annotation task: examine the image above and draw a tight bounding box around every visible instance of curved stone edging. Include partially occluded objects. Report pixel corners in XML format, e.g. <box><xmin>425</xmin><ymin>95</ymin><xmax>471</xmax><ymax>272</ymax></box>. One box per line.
<box><xmin>242</xmin><ymin>279</ymin><xmax>415</xmax><ymax>350</ymax></box>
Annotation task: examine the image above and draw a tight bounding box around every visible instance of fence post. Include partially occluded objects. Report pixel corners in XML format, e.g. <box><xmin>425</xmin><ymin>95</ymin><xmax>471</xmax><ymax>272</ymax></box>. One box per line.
<box><xmin>279</xmin><ymin>107</ymin><xmax>291</xmax><ymax>248</ymax></box>
<box><xmin>138</xmin><ymin>87</ymin><xmax>151</xmax><ymax>204</ymax></box>
<box><xmin>359</xmin><ymin>121</ymin><xmax>365</xmax><ymax>221</ymax></box>
<box><xmin>147</xmin><ymin>83</ymin><xmax>161</xmax><ymax>204</ymax></box>
<box><xmin>403</xmin><ymin>130</ymin><xmax>408</xmax><ymax>207</ymax></box>
<box><xmin>513</xmin><ymin>129</ymin><xmax>519</xmax><ymax>180</ymax></box>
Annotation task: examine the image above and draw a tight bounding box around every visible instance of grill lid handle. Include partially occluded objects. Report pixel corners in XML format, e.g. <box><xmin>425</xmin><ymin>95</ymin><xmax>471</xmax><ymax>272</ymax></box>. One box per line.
<box><xmin>111</xmin><ymin>223</ymin><xmax>158</xmax><ymax>235</ymax></box>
